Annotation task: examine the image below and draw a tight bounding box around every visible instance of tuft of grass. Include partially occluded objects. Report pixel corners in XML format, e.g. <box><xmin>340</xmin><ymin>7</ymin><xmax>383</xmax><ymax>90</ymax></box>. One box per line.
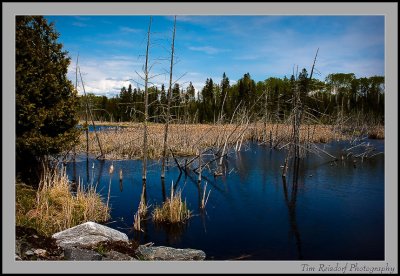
<box><xmin>368</xmin><ymin>125</ymin><xmax>384</xmax><ymax>139</ymax></box>
<box><xmin>152</xmin><ymin>183</ymin><xmax>191</xmax><ymax>224</ymax></box>
<box><xmin>94</xmin><ymin>243</ymin><xmax>108</xmax><ymax>256</ymax></box>
<box><xmin>16</xmin><ymin>165</ymin><xmax>110</xmax><ymax>236</ymax></box>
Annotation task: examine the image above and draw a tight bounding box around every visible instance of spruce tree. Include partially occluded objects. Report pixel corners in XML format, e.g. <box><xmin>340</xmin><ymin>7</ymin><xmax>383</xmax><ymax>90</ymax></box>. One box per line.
<box><xmin>16</xmin><ymin>16</ymin><xmax>79</xmax><ymax>185</ymax></box>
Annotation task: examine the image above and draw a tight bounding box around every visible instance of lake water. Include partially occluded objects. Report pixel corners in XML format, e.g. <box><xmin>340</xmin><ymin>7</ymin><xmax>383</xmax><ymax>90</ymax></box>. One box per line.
<box><xmin>65</xmin><ymin>139</ymin><xmax>384</xmax><ymax>260</ymax></box>
<box><xmin>77</xmin><ymin>125</ymin><xmax>125</xmax><ymax>132</ymax></box>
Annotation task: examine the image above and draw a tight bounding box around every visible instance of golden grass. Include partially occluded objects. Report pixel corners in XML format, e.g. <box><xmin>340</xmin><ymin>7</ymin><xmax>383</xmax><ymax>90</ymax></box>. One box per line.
<box><xmin>133</xmin><ymin>188</ymin><xmax>149</xmax><ymax>232</ymax></box>
<box><xmin>152</xmin><ymin>183</ymin><xmax>191</xmax><ymax>224</ymax></box>
<box><xmin>16</xmin><ymin>165</ymin><xmax>110</xmax><ymax>236</ymax></box>
<box><xmin>76</xmin><ymin>121</ymin><xmax>356</xmax><ymax>160</ymax></box>
<box><xmin>368</xmin><ymin>125</ymin><xmax>385</xmax><ymax>139</ymax></box>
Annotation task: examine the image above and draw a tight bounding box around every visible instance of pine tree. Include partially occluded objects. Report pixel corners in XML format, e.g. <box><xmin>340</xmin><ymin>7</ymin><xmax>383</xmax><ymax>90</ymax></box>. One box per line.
<box><xmin>16</xmin><ymin>16</ymin><xmax>79</xmax><ymax>185</ymax></box>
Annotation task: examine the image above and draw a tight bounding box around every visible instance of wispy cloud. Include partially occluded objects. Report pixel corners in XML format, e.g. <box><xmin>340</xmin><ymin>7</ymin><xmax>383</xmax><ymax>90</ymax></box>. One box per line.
<box><xmin>50</xmin><ymin>15</ymin><xmax>383</xmax><ymax>96</ymax></box>
<box><xmin>119</xmin><ymin>26</ymin><xmax>141</xmax><ymax>33</ymax></box>
<box><xmin>98</xmin><ymin>39</ymin><xmax>136</xmax><ymax>48</ymax></box>
<box><xmin>74</xmin><ymin>16</ymin><xmax>91</xmax><ymax>21</ymax></box>
<box><xmin>188</xmin><ymin>46</ymin><xmax>229</xmax><ymax>55</ymax></box>
<box><xmin>72</xmin><ymin>21</ymin><xmax>88</xmax><ymax>27</ymax></box>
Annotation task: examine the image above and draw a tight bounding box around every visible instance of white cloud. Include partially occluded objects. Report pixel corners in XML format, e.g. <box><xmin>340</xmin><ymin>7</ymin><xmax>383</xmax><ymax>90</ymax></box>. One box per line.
<box><xmin>188</xmin><ymin>46</ymin><xmax>228</xmax><ymax>55</ymax></box>
<box><xmin>68</xmin><ymin>55</ymin><xmax>146</xmax><ymax>96</ymax></box>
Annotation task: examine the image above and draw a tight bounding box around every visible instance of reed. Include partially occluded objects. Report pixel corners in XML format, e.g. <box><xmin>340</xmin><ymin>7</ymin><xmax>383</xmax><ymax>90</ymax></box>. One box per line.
<box><xmin>152</xmin><ymin>182</ymin><xmax>191</xmax><ymax>224</ymax></box>
<box><xmin>200</xmin><ymin>182</ymin><xmax>211</xmax><ymax>210</ymax></box>
<box><xmin>16</xmin><ymin>164</ymin><xmax>110</xmax><ymax>236</ymax></box>
<box><xmin>133</xmin><ymin>188</ymin><xmax>149</xmax><ymax>232</ymax></box>
<box><xmin>105</xmin><ymin>163</ymin><xmax>114</xmax><ymax>221</ymax></box>
<box><xmin>75</xmin><ymin>122</ymin><xmax>382</xmax><ymax>160</ymax></box>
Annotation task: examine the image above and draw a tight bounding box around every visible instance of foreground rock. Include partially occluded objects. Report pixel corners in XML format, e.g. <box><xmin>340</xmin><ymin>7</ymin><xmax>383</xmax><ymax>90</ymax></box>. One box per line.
<box><xmin>16</xmin><ymin>226</ymin><xmax>64</xmax><ymax>260</ymax></box>
<box><xmin>64</xmin><ymin>247</ymin><xmax>103</xmax><ymax>261</ymax></box>
<box><xmin>17</xmin><ymin>223</ymin><xmax>206</xmax><ymax>261</ymax></box>
<box><xmin>52</xmin><ymin>222</ymin><xmax>128</xmax><ymax>248</ymax></box>
<box><xmin>136</xmin><ymin>245</ymin><xmax>206</xmax><ymax>261</ymax></box>
<box><xmin>102</xmin><ymin>250</ymin><xmax>136</xmax><ymax>261</ymax></box>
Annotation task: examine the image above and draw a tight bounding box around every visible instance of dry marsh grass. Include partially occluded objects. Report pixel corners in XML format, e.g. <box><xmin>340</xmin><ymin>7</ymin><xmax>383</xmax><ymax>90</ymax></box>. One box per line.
<box><xmin>16</xmin><ymin>165</ymin><xmax>110</xmax><ymax>236</ymax></box>
<box><xmin>75</xmin><ymin>121</ymin><xmax>383</xmax><ymax>160</ymax></box>
<box><xmin>133</xmin><ymin>188</ymin><xmax>149</xmax><ymax>232</ymax></box>
<box><xmin>368</xmin><ymin>126</ymin><xmax>385</xmax><ymax>139</ymax></box>
<box><xmin>152</xmin><ymin>184</ymin><xmax>191</xmax><ymax>224</ymax></box>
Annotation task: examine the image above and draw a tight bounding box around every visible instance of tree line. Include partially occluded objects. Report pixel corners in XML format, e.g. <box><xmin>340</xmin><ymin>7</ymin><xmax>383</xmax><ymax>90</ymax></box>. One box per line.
<box><xmin>79</xmin><ymin>71</ymin><xmax>384</xmax><ymax>125</ymax></box>
<box><xmin>16</xmin><ymin>16</ymin><xmax>384</xmax><ymax>186</ymax></box>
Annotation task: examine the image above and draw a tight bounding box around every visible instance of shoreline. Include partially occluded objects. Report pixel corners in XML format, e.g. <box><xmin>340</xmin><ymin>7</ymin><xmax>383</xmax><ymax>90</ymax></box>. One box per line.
<box><xmin>73</xmin><ymin>122</ymin><xmax>384</xmax><ymax>160</ymax></box>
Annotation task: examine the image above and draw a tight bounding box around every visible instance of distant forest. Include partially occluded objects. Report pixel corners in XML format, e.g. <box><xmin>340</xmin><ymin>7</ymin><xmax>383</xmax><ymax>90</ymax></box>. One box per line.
<box><xmin>78</xmin><ymin>71</ymin><xmax>384</xmax><ymax>124</ymax></box>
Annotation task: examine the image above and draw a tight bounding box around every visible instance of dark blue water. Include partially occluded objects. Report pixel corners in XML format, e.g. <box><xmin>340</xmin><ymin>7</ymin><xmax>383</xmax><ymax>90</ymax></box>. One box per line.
<box><xmin>77</xmin><ymin>125</ymin><xmax>125</xmax><ymax>132</ymax></box>
<box><xmin>65</xmin><ymin>139</ymin><xmax>384</xmax><ymax>260</ymax></box>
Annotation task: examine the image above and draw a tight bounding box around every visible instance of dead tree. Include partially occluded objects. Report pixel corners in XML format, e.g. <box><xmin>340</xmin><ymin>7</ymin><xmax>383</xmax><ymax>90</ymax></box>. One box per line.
<box><xmin>263</xmin><ymin>89</ymin><xmax>269</xmax><ymax>144</ymax></box>
<box><xmin>161</xmin><ymin>15</ymin><xmax>176</xmax><ymax>179</ymax></box>
<box><xmin>142</xmin><ymin>16</ymin><xmax>152</xmax><ymax>181</ymax></box>
<box><xmin>78</xmin><ymin>65</ymin><xmax>104</xmax><ymax>160</ymax></box>
<box><xmin>282</xmin><ymin>48</ymin><xmax>319</xmax><ymax>178</ymax></box>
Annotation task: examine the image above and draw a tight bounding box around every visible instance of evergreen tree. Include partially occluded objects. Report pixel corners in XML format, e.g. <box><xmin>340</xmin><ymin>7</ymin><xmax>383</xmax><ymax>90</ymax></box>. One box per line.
<box><xmin>16</xmin><ymin>16</ymin><xmax>79</xmax><ymax>185</ymax></box>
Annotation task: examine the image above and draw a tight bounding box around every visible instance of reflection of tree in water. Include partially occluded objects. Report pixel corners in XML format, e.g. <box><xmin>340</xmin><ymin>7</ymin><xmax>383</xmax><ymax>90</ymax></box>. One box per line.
<box><xmin>133</xmin><ymin>181</ymin><xmax>150</xmax><ymax>243</ymax></box>
<box><xmin>282</xmin><ymin>159</ymin><xmax>303</xmax><ymax>260</ymax></box>
<box><xmin>234</xmin><ymin>151</ymin><xmax>249</xmax><ymax>182</ymax></box>
<box><xmin>154</xmin><ymin>221</ymin><xmax>188</xmax><ymax>245</ymax></box>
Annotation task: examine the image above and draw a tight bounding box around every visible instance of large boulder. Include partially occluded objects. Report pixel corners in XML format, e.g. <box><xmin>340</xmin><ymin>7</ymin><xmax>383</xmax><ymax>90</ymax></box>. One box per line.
<box><xmin>64</xmin><ymin>247</ymin><xmax>102</xmax><ymax>261</ymax></box>
<box><xmin>102</xmin><ymin>250</ymin><xmax>136</xmax><ymax>261</ymax></box>
<box><xmin>52</xmin><ymin>222</ymin><xmax>128</xmax><ymax>248</ymax></box>
<box><xmin>136</xmin><ymin>245</ymin><xmax>206</xmax><ymax>261</ymax></box>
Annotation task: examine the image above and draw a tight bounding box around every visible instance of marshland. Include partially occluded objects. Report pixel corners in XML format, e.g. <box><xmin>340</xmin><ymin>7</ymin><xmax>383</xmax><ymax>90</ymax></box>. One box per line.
<box><xmin>16</xmin><ymin>15</ymin><xmax>385</xmax><ymax>260</ymax></box>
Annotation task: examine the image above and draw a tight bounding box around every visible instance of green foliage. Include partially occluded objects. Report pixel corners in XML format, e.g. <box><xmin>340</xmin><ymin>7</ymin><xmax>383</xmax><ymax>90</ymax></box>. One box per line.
<box><xmin>16</xmin><ymin>16</ymin><xmax>79</xmax><ymax>184</ymax></box>
<box><xmin>73</xmin><ymin>71</ymin><xmax>384</xmax><ymax>126</ymax></box>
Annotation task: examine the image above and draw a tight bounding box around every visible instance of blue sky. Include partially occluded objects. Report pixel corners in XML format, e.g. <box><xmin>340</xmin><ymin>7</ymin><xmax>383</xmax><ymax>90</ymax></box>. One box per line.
<box><xmin>45</xmin><ymin>15</ymin><xmax>384</xmax><ymax>97</ymax></box>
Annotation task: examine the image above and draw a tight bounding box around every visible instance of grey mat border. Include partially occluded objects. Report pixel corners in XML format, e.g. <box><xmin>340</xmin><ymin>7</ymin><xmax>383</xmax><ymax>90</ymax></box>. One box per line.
<box><xmin>3</xmin><ymin>2</ymin><xmax>397</xmax><ymax>274</ymax></box>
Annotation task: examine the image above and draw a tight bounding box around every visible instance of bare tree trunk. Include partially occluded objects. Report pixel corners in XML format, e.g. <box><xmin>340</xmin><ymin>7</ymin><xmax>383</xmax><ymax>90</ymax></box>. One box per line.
<box><xmin>79</xmin><ymin>66</ymin><xmax>104</xmax><ymax>159</ymax></box>
<box><xmin>161</xmin><ymin>16</ymin><xmax>176</xmax><ymax>179</ymax></box>
<box><xmin>218</xmin><ymin>87</ymin><xmax>228</xmax><ymax>123</ymax></box>
<box><xmin>263</xmin><ymin>89</ymin><xmax>268</xmax><ymax>143</ymax></box>
<box><xmin>197</xmin><ymin>150</ymin><xmax>202</xmax><ymax>183</ymax></box>
<box><xmin>218</xmin><ymin>101</ymin><xmax>242</xmax><ymax>166</ymax></box>
<box><xmin>142</xmin><ymin>16</ymin><xmax>152</xmax><ymax>181</ymax></box>
<box><xmin>74</xmin><ymin>54</ymin><xmax>79</xmax><ymax>163</ymax></box>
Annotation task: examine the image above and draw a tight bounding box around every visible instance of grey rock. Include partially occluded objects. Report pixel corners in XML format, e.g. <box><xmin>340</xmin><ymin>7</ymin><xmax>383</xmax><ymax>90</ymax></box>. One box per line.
<box><xmin>136</xmin><ymin>245</ymin><xmax>206</xmax><ymax>261</ymax></box>
<box><xmin>25</xmin><ymin>250</ymin><xmax>34</xmax><ymax>256</ymax></box>
<box><xmin>34</xmin><ymin>249</ymin><xmax>47</xmax><ymax>257</ymax></box>
<box><xmin>64</xmin><ymin>247</ymin><xmax>103</xmax><ymax>261</ymax></box>
<box><xmin>15</xmin><ymin>240</ymin><xmax>23</xmax><ymax>256</ymax></box>
<box><xmin>102</xmin><ymin>250</ymin><xmax>135</xmax><ymax>261</ymax></box>
<box><xmin>15</xmin><ymin>254</ymin><xmax>22</xmax><ymax>261</ymax></box>
<box><xmin>52</xmin><ymin>222</ymin><xmax>128</xmax><ymax>248</ymax></box>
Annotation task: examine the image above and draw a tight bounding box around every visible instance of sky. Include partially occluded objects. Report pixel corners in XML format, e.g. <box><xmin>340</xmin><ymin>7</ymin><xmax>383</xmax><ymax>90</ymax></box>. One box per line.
<box><xmin>45</xmin><ymin>15</ymin><xmax>385</xmax><ymax>97</ymax></box>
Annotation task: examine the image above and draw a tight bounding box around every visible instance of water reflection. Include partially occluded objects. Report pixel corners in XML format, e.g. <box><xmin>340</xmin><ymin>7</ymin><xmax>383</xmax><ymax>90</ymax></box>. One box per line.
<box><xmin>155</xmin><ymin>221</ymin><xmax>188</xmax><ymax>245</ymax></box>
<box><xmin>282</xmin><ymin>159</ymin><xmax>303</xmax><ymax>260</ymax></box>
<box><xmin>133</xmin><ymin>181</ymin><xmax>149</xmax><ymax>241</ymax></box>
<box><xmin>161</xmin><ymin>178</ymin><xmax>167</xmax><ymax>202</ymax></box>
<box><xmin>64</xmin><ymin>139</ymin><xmax>384</xmax><ymax>260</ymax></box>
